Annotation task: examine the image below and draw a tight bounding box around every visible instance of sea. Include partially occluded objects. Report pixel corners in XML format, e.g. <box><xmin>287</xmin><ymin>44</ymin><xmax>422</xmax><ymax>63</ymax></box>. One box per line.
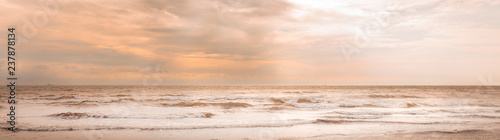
<box><xmin>1</xmin><ymin>85</ymin><xmax>499</xmax><ymax>139</ymax></box>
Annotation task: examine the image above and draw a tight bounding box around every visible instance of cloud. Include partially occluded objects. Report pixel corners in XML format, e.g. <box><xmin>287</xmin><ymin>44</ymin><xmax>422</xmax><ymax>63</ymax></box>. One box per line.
<box><xmin>1</xmin><ymin>0</ymin><xmax>499</xmax><ymax>85</ymax></box>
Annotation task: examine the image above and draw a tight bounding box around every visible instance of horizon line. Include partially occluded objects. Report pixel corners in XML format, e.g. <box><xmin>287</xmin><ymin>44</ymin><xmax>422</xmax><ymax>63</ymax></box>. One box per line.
<box><xmin>14</xmin><ymin>84</ymin><xmax>500</xmax><ymax>86</ymax></box>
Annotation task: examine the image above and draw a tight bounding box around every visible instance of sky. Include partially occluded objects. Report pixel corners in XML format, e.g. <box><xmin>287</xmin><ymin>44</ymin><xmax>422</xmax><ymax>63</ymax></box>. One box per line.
<box><xmin>1</xmin><ymin>0</ymin><xmax>499</xmax><ymax>85</ymax></box>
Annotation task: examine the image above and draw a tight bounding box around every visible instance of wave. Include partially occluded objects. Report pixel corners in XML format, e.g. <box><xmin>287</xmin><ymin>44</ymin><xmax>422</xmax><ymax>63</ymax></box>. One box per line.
<box><xmin>449</xmin><ymin>115</ymin><xmax>500</xmax><ymax>119</ymax></box>
<box><xmin>162</xmin><ymin>102</ymin><xmax>252</xmax><ymax>109</ymax></box>
<box><xmin>263</xmin><ymin>102</ymin><xmax>296</xmax><ymax>110</ymax></box>
<box><xmin>323</xmin><ymin>115</ymin><xmax>383</xmax><ymax>120</ymax></box>
<box><xmin>305</xmin><ymin>129</ymin><xmax>496</xmax><ymax>139</ymax></box>
<box><xmin>48</xmin><ymin>100</ymin><xmax>119</xmax><ymax>106</ymax></box>
<box><xmin>297</xmin><ymin>98</ymin><xmax>315</xmax><ymax>103</ymax></box>
<box><xmin>24</xmin><ymin>96</ymin><xmax>76</xmax><ymax>100</ymax></box>
<box><xmin>45</xmin><ymin>98</ymin><xmax>171</xmax><ymax>106</ymax></box>
<box><xmin>415</xmin><ymin>129</ymin><xmax>491</xmax><ymax>134</ymax></box>
<box><xmin>367</xmin><ymin>94</ymin><xmax>423</xmax><ymax>98</ymax></box>
<box><xmin>314</xmin><ymin>119</ymin><xmax>452</xmax><ymax>125</ymax></box>
<box><xmin>324</xmin><ymin>111</ymin><xmax>392</xmax><ymax>116</ymax></box>
<box><xmin>406</xmin><ymin>102</ymin><xmax>418</xmax><ymax>108</ymax></box>
<box><xmin>270</xmin><ymin>98</ymin><xmax>287</xmax><ymax>103</ymax></box>
<box><xmin>2</xmin><ymin>118</ymin><xmax>470</xmax><ymax>132</ymax></box>
<box><xmin>49</xmin><ymin>112</ymin><xmax>215</xmax><ymax>119</ymax></box>
<box><xmin>321</xmin><ymin>115</ymin><xmax>383</xmax><ymax>119</ymax></box>
<box><xmin>49</xmin><ymin>112</ymin><xmax>100</xmax><ymax>119</ymax></box>
<box><xmin>338</xmin><ymin>104</ymin><xmax>380</xmax><ymax>108</ymax></box>
<box><xmin>266</xmin><ymin>106</ymin><xmax>291</xmax><ymax>110</ymax></box>
<box><xmin>111</xmin><ymin>94</ymin><xmax>131</xmax><ymax>97</ymax></box>
<box><xmin>8</xmin><ymin>121</ymin><xmax>315</xmax><ymax>132</ymax></box>
<box><xmin>468</xmin><ymin>103</ymin><xmax>500</xmax><ymax>107</ymax></box>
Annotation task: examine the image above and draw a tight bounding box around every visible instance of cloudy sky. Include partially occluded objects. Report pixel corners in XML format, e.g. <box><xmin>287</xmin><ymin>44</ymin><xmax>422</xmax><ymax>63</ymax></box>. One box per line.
<box><xmin>1</xmin><ymin>0</ymin><xmax>499</xmax><ymax>85</ymax></box>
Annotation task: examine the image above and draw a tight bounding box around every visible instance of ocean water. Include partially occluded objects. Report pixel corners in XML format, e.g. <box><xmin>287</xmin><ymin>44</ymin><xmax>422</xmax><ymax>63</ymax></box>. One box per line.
<box><xmin>1</xmin><ymin>85</ymin><xmax>499</xmax><ymax>139</ymax></box>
